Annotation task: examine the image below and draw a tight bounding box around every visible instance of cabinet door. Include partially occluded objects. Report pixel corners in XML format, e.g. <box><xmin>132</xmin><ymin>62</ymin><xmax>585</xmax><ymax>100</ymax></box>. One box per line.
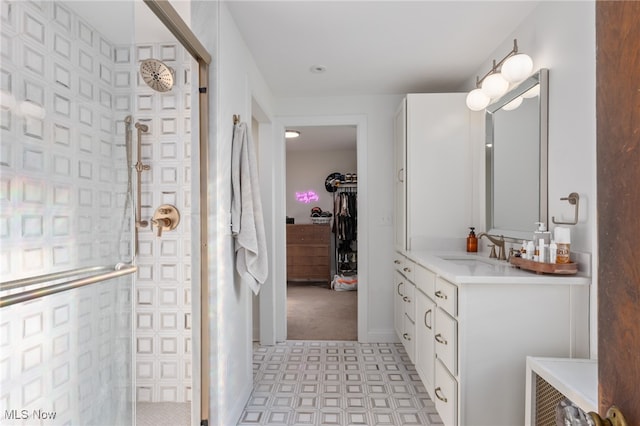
<box><xmin>394</xmin><ymin>271</ymin><xmax>405</xmax><ymax>339</ymax></box>
<box><xmin>415</xmin><ymin>289</ymin><xmax>436</xmax><ymax>397</ymax></box>
<box><xmin>394</xmin><ymin>99</ymin><xmax>407</xmax><ymax>250</ymax></box>
<box><xmin>403</xmin><ymin>313</ymin><xmax>415</xmax><ymax>363</ymax></box>
<box><xmin>406</xmin><ymin>93</ymin><xmax>472</xmax><ymax>242</ymax></box>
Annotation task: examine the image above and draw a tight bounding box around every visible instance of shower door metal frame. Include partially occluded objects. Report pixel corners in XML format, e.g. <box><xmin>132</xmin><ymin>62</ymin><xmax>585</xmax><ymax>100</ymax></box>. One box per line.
<box><xmin>142</xmin><ymin>2</ymin><xmax>212</xmax><ymax>425</ymax></box>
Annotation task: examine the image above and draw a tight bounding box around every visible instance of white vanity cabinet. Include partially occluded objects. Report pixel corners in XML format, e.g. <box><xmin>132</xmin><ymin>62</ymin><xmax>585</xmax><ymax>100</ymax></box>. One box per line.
<box><xmin>436</xmin><ymin>277</ymin><xmax>588</xmax><ymax>426</ymax></box>
<box><xmin>393</xmin><ymin>93</ymin><xmax>474</xmax><ymax>251</ymax></box>
<box><xmin>404</xmin><ymin>252</ymin><xmax>590</xmax><ymax>426</ymax></box>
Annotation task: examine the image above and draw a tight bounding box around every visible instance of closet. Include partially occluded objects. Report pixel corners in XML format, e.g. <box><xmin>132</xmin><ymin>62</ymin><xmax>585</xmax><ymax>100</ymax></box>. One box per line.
<box><xmin>334</xmin><ymin>186</ymin><xmax>358</xmax><ymax>275</ymax></box>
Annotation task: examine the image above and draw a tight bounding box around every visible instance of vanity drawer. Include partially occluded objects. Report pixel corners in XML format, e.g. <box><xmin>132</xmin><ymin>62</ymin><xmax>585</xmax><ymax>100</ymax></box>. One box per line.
<box><xmin>393</xmin><ymin>253</ymin><xmax>406</xmax><ymax>273</ymax></box>
<box><xmin>400</xmin><ymin>258</ymin><xmax>416</xmax><ymax>282</ymax></box>
<box><xmin>435</xmin><ymin>358</ymin><xmax>458</xmax><ymax>426</ymax></box>
<box><xmin>403</xmin><ymin>280</ymin><xmax>416</xmax><ymax>322</ymax></box>
<box><xmin>435</xmin><ymin>308</ymin><xmax>458</xmax><ymax>375</ymax></box>
<box><xmin>435</xmin><ymin>277</ymin><xmax>458</xmax><ymax>317</ymax></box>
<box><xmin>415</xmin><ymin>264</ymin><xmax>436</xmax><ymax>298</ymax></box>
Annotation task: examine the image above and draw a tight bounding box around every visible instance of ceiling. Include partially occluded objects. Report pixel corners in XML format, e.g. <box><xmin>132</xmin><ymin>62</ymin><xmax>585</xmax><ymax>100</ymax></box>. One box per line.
<box><xmin>286</xmin><ymin>126</ymin><xmax>357</xmax><ymax>152</ymax></box>
<box><xmin>225</xmin><ymin>1</ymin><xmax>540</xmax><ymax>98</ymax></box>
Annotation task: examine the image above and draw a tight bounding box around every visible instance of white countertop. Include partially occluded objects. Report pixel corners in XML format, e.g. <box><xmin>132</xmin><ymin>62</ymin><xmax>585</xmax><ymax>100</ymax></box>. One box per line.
<box><xmin>403</xmin><ymin>250</ymin><xmax>591</xmax><ymax>285</ymax></box>
<box><xmin>527</xmin><ymin>357</ymin><xmax>598</xmax><ymax>413</ymax></box>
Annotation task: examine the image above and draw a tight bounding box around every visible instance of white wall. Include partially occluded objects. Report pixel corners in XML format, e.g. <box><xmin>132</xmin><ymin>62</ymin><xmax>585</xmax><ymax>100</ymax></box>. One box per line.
<box><xmin>286</xmin><ymin>149</ymin><xmax>357</xmax><ymax>224</ymax></box>
<box><xmin>191</xmin><ymin>1</ymin><xmax>275</xmax><ymax>424</ymax></box>
<box><xmin>463</xmin><ymin>1</ymin><xmax>597</xmax><ymax>358</ymax></box>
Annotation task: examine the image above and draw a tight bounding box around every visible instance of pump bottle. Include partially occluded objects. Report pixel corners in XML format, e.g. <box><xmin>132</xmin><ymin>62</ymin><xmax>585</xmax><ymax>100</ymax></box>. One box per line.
<box><xmin>467</xmin><ymin>227</ymin><xmax>477</xmax><ymax>252</ymax></box>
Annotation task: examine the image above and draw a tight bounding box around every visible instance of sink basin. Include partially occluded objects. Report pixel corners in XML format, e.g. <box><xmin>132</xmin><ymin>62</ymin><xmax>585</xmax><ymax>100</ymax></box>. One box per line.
<box><xmin>436</xmin><ymin>256</ymin><xmax>501</xmax><ymax>268</ymax></box>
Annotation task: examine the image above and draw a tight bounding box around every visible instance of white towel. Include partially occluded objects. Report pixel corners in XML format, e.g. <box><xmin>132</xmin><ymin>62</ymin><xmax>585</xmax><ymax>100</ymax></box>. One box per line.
<box><xmin>231</xmin><ymin>122</ymin><xmax>268</xmax><ymax>294</ymax></box>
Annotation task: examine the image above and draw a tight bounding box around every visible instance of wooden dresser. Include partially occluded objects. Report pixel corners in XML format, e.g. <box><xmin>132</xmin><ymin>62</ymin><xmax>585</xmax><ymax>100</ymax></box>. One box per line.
<box><xmin>286</xmin><ymin>224</ymin><xmax>331</xmax><ymax>283</ymax></box>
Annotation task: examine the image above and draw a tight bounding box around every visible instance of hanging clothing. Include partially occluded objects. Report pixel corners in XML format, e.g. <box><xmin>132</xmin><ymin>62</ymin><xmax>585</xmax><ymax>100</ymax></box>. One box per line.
<box><xmin>231</xmin><ymin>122</ymin><xmax>268</xmax><ymax>295</ymax></box>
<box><xmin>334</xmin><ymin>191</ymin><xmax>357</xmax><ymax>241</ymax></box>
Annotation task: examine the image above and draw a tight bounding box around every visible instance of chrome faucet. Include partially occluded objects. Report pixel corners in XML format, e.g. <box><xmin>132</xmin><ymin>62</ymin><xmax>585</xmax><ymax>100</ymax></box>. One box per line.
<box><xmin>477</xmin><ymin>232</ymin><xmax>506</xmax><ymax>261</ymax></box>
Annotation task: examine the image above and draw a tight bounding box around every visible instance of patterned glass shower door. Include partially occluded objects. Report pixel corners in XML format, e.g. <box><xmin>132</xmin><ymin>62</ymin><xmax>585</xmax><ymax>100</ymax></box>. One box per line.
<box><xmin>0</xmin><ymin>1</ymin><xmax>138</xmax><ymax>424</ymax></box>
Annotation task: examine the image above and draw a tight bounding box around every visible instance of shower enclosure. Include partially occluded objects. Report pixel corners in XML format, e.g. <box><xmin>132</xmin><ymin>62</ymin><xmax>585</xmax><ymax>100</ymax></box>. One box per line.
<box><xmin>0</xmin><ymin>0</ymin><xmax>211</xmax><ymax>423</ymax></box>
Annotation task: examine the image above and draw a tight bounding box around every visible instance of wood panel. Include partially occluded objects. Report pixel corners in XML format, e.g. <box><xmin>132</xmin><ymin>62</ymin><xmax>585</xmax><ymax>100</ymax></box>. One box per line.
<box><xmin>596</xmin><ymin>1</ymin><xmax>640</xmax><ymax>423</ymax></box>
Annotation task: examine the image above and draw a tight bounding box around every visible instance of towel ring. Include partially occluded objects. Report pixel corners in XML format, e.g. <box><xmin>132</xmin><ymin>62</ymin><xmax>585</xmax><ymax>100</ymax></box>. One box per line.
<box><xmin>552</xmin><ymin>192</ymin><xmax>579</xmax><ymax>225</ymax></box>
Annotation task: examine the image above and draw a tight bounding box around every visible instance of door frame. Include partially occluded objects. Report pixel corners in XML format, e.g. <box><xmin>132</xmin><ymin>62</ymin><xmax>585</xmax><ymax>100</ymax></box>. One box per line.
<box><xmin>265</xmin><ymin>114</ymin><xmax>368</xmax><ymax>343</ymax></box>
<box><xmin>142</xmin><ymin>2</ymin><xmax>211</xmax><ymax>425</ymax></box>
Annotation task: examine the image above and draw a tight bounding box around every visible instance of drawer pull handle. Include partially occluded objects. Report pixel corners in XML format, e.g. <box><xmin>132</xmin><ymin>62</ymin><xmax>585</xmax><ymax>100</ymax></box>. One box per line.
<box><xmin>403</xmin><ymin>333</ymin><xmax>411</xmax><ymax>341</ymax></box>
<box><xmin>435</xmin><ymin>290</ymin><xmax>448</xmax><ymax>300</ymax></box>
<box><xmin>403</xmin><ymin>296</ymin><xmax>411</xmax><ymax>303</ymax></box>
<box><xmin>434</xmin><ymin>387</ymin><xmax>448</xmax><ymax>403</ymax></box>
<box><xmin>397</xmin><ymin>282</ymin><xmax>404</xmax><ymax>296</ymax></box>
<box><xmin>394</xmin><ymin>260</ymin><xmax>401</xmax><ymax>264</ymax></box>
<box><xmin>424</xmin><ymin>309</ymin><xmax>432</xmax><ymax>330</ymax></box>
<box><xmin>435</xmin><ymin>333</ymin><xmax>448</xmax><ymax>345</ymax></box>
<box><xmin>403</xmin><ymin>267</ymin><xmax>411</xmax><ymax>273</ymax></box>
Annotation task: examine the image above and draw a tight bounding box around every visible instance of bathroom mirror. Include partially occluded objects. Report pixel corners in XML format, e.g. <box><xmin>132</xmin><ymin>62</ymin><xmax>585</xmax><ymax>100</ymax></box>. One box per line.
<box><xmin>485</xmin><ymin>68</ymin><xmax>548</xmax><ymax>241</ymax></box>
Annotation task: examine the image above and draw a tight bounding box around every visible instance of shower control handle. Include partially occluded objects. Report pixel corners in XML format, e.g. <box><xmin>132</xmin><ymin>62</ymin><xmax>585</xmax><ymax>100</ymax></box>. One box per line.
<box><xmin>151</xmin><ymin>204</ymin><xmax>180</xmax><ymax>238</ymax></box>
<box><xmin>152</xmin><ymin>218</ymin><xmax>171</xmax><ymax>237</ymax></box>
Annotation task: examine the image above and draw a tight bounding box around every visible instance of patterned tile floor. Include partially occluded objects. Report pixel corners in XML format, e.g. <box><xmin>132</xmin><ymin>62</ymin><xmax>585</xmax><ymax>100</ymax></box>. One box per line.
<box><xmin>237</xmin><ymin>341</ymin><xmax>444</xmax><ymax>426</ymax></box>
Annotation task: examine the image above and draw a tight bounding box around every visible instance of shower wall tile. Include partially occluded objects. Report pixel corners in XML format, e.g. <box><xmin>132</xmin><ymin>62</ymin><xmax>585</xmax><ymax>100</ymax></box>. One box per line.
<box><xmin>118</xmin><ymin>42</ymin><xmax>194</xmax><ymax>403</ymax></box>
<box><xmin>1</xmin><ymin>2</ymin><xmax>134</xmax><ymax>425</ymax></box>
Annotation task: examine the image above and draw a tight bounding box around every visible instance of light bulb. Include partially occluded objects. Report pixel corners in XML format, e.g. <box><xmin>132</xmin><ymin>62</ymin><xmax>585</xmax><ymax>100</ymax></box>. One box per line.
<box><xmin>502</xmin><ymin>96</ymin><xmax>523</xmax><ymax>111</ymax></box>
<box><xmin>466</xmin><ymin>89</ymin><xmax>490</xmax><ymax>111</ymax></box>
<box><xmin>481</xmin><ymin>73</ymin><xmax>509</xmax><ymax>98</ymax></box>
<box><xmin>522</xmin><ymin>84</ymin><xmax>540</xmax><ymax>98</ymax></box>
<box><xmin>501</xmin><ymin>53</ymin><xmax>533</xmax><ymax>83</ymax></box>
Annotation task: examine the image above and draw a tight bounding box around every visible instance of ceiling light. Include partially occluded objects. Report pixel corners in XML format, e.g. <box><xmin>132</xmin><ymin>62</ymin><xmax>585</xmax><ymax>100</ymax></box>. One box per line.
<box><xmin>466</xmin><ymin>39</ymin><xmax>534</xmax><ymax>111</ymax></box>
<box><xmin>285</xmin><ymin>130</ymin><xmax>301</xmax><ymax>139</ymax></box>
<box><xmin>309</xmin><ymin>65</ymin><xmax>326</xmax><ymax>74</ymax></box>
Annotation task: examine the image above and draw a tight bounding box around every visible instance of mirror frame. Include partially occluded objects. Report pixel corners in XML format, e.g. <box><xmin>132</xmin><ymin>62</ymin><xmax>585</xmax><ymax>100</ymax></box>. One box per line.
<box><xmin>485</xmin><ymin>68</ymin><xmax>549</xmax><ymax>240</ymax></box>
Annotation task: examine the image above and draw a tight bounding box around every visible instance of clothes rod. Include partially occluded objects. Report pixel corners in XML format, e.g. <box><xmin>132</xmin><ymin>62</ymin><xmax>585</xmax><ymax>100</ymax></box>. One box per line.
<box><xmin>0</xmin><ymin>264</ymin><xmax>137</xmax><ymax>308</ymax></box>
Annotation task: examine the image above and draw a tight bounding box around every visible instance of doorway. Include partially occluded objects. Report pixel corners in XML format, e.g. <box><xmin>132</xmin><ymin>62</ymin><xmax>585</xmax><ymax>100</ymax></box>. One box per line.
<box><xmin>284</xmin><ymin>125</ymin><xmax>358</xmax><ymax>340</ymax></box>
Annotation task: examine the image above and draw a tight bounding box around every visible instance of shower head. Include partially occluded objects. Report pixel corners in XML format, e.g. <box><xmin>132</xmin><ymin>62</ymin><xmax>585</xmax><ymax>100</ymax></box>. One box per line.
<box><xmin>140</xmin><ymin>59</ymin><xmax>174</xmax><ymax>92</ymax></box>
<box><xmin>135</xmin><ymin>122</ymin><xmax>149</xmax><ymax>132</ymax></box>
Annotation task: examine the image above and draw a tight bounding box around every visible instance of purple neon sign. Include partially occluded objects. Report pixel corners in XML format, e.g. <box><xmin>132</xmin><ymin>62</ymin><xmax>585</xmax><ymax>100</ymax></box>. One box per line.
<box><xmin>295</xmin><ymin>190</ymin><xmax>319</xmax><ymax>204</ymax></box>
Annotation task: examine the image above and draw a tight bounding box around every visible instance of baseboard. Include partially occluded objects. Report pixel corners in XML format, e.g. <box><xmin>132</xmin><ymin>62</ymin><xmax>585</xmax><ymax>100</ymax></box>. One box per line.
<box><xmin>362</xmin><ymin>329</ymin><xmax>399</xmax><ymax>343</ymax></box>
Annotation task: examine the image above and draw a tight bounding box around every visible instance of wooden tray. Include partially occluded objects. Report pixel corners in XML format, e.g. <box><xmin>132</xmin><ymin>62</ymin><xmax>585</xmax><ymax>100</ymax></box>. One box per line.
<box><xmin>510</xmin><ymin>256</ymin><xmax>578</xmax><ymax>275</ymax></box>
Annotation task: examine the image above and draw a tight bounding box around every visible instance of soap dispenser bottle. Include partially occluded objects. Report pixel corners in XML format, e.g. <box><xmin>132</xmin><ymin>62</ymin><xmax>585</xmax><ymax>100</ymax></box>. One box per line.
<box><xmin>534</xmin><ymin>222</ymin><xmax>551</xmax><ymax>245</ymax></box>
<box><xmin>467</xmin><ymin>227</ymin><xmax>478</xmax><ymax>252</ymax></box>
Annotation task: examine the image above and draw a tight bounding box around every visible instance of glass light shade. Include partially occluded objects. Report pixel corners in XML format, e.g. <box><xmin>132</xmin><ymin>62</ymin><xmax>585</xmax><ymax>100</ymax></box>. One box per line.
<box><xmin>522</xmin><ymin>84</ymin><xmax>540</xmax><ymax>98</ymax></box>
<box><xmin>481</xmin><ymin>73</ymin><xmax>509</xmax><ymax>98</ymax></box>
<box><xmin>502</xmin><ymin>96</ymin><xmax>523</xmax><ymax>111</ymax></box>
<box><xmin>285</xmin><ymin>130</ymin><xmax>301</xmax><ymax>138</ymax></box>
<box><xmin>501</xmin><ymin>53</ymin><xmax>533</xmax><ymax>83</ymax></box>
<box><xmin>466</xmin><ymin>89</ymin><xmax>490</xmax><ymax>111</ymax></box>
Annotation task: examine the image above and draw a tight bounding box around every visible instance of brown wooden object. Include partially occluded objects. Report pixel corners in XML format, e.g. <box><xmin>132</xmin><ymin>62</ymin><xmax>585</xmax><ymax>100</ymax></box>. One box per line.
<box><xmin>286</xmin><ymin>224</ymin><xmax>331</xmax><ymax>283</ymax></box>
<box><xmin>509</xmin><ymin>257</ymin><xmax>577</xmax><ymax>275</ymax></box>
<box><xmin>596</xmin><ymin>1</ymin><xmax>640</xmax><ymax>423</ymax></box>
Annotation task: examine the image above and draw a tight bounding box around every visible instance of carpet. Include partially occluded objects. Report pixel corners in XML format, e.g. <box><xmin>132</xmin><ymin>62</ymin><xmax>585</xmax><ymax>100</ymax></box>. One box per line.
<box><xmin>287</xmin><ymin>281</ymin><xmax>357</xmax><ymax>341</ymax></box>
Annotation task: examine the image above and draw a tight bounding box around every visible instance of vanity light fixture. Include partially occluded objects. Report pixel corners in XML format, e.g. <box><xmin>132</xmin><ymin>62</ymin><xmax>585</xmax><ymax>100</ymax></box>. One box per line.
<box><xmin>466</xmin><ymin>39</ymin><xmax>533</xmax><ymax>111</ymax></box>
<box><xmin>285</xmin><ymin>130</ymin><xmax>301</xmax><ymax>139</ymax></box>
